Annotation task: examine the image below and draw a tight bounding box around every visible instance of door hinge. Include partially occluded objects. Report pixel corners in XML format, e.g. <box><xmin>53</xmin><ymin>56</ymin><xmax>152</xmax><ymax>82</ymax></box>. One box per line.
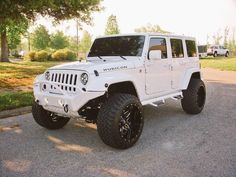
<box><xmin>171</xmin><ymin>80</ymin><xmax>173</xmax><ymax>86</ymax></box>
<box><xmin>170</xmin><ymin>65</ymin><xmax>173</xmax><ymax>71</ymax></box>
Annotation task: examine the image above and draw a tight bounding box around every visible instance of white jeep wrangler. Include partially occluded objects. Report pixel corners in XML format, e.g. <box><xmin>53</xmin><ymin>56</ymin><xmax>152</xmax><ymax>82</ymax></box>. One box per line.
<box><xmin>32</xmin><ymin>33</ymin><xmax>206</xmax><ymax>149</ymax></box>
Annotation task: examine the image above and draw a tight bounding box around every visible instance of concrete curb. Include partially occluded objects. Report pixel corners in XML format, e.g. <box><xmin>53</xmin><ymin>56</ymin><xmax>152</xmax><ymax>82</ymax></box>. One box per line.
<box><xmin>0</xmin><ymin>106</ymin><xmax>32</xmax><ymax>119</ymax></box>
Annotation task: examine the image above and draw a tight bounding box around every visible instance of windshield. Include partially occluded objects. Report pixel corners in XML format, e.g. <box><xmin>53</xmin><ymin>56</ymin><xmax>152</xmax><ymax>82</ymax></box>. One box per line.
<box><xmin>88</xmin><ymin>35</ymin><xmax>145</xmax><ymax>57</ymax></box>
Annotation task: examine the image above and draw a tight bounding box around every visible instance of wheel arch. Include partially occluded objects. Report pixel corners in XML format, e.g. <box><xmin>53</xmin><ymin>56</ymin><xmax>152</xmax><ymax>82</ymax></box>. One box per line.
<box><xmin>107</xmin><ymin>81</ymin><xmax>139</xmax><ymax>98</ymax></box>
<box><xmin>181</xmin><ymin>69</ymin><xmax>202</xmax><ymax>90</ymax></box>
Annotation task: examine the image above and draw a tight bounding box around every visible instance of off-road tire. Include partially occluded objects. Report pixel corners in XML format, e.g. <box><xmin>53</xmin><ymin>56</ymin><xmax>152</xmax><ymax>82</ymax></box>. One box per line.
<box><xmin>181</xmin><ymin>79</ymin><xmax>206</xmax><ymax>114</ymax></box>
<box><xmin>32</xmin><ymin>101</ymin><xmax>70</xmax><ymax>129</ymax></box>
<box><xmin>97</xmin><ymin>94</ymin><xmax>144</xmax><ymax>149</ymax></box>
<box><xmin>225</xmin><ymin>51</ymin><xmax>229</xmax><ymax>57</ymax></box>
<box><xmin>213</xmin><ymin>52</ymin><xmax>217</xmax><ymax>57</ymax></box>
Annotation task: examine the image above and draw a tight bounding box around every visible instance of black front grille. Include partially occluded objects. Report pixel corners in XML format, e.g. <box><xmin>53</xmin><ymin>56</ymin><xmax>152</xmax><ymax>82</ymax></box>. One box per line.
<box><xmin>50</xmin><ymin>72</ymin><xmax>79</xmax><ymax>93</ymax></box>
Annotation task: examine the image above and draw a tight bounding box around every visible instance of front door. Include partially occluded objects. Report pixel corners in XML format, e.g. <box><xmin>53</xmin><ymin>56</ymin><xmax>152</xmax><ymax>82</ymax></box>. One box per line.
<box><xmin>145</xmin><ymin>37</ymin><xmax>172</xmax><ymax>95</ymax></box>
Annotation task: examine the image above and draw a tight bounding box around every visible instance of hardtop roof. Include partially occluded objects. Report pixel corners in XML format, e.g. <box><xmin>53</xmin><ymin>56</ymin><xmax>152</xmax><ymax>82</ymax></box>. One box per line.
<box><xmin>96</xmin><ymin>33</ymin><xmax>196</xmax><ymax>40</ymax></box>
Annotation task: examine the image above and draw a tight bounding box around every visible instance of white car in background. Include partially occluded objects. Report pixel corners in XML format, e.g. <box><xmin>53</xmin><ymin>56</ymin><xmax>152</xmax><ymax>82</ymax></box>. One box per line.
<box><xmin>207</xmin><ymin>45</ymin><xmax>229</xmax><ymax>57</ymax></box>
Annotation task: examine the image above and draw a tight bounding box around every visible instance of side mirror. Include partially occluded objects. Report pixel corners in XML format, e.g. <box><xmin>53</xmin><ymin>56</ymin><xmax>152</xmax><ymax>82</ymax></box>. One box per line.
<box><xmin>149</xmin><ymin>50</ymin><xmax>162</xmax><ymax>60</ymax></box>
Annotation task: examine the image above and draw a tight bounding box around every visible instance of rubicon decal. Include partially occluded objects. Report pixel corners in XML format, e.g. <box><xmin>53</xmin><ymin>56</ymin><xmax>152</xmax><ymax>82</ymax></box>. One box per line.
<box><xmin>103</xmin><ymin>66</ymin><xmax>128</xmax><ymax>72</ymax></box>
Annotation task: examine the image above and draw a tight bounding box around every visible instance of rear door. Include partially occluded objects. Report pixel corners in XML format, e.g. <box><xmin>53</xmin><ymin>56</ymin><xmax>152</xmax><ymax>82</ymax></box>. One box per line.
<box><xmin>171</xmin><ymin>39</ymin><xmax>198</xmax><ymax>89</ymax></box>
<box><xmin>170</xmin><ymin>38</ymin><xmax>188</xmax><ymax>89</ymax></box>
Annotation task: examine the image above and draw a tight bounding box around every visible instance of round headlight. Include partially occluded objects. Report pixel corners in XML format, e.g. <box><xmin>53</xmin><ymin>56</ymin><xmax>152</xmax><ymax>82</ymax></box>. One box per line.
<box><xmin>45</xmin><ymin>71</ymin><xmax>50</xmax><ymax>81</ymax></box>
<box><xmin>80</xmin><ymin>73</ymin><xmax>88</xmax><ymax>85</ymax></box>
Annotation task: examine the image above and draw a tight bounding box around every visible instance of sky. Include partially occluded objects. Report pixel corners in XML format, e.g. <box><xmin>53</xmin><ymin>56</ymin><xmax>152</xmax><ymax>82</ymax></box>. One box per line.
<box><xmin>32</xmin><ymin>0</ymin><xmax>236</xmax><ymax>44</ymax></box>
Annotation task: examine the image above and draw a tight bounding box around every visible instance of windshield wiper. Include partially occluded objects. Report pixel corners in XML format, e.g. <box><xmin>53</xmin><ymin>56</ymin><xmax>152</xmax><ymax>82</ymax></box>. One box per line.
<box><xmin>119</xmin><ymin>56</ymin><xmax>127</xmax><ymax>60</ymax></box>
<box><xmin>96</xmin><ymin>56</ymin><xmax>103</xmax><ymax>60</ymax></box>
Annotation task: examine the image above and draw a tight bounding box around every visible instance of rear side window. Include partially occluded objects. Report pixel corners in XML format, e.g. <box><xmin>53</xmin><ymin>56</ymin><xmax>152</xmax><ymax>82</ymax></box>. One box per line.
<box><xmin>186</xmin><ymin>40</ymin><xmax>197</xmax><ymax>57</ymax></box>
<box><xmin>170</xmin><ymin>39</ymin><xmax>184</xmax><ymax>58</ymax></box>
<box><xmin>149</xmin><ymin>38</ymin><xmax>167</xmax><ymax>59</ymax></box>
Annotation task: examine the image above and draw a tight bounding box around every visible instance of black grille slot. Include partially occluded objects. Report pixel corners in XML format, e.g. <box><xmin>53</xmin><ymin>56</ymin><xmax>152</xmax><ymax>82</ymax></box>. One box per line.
<box><xmin>62</xmin><ymin>74</ymin><xmax>65</xmax><ymax>83</ymax></box>
<box><xmin>69</xmin><ymin>74</ymin><xmax>73</xmax><ymax>85</ymax></box>
<box><xmin>58</xmin><ymin>74</ymin><xmax>61</xmax><ymax>82</ymax></box>
<box><xmin>51</xmin><ymin>73</ymin><xmax>54</xmax><ymax>81</ymax></box>
<box><xmin>55</xmin><ymin>73</ymin><xmax>58</xmax><ymax>82</ymax></box>
<box><xmin>66</xmin><ymin>74</ymin><xmax>69</xmax><ymax>84</ymax></box>
<box><xmin>74</xmin><ymin>75</ymin><xmax>77</xmax><ymax>85</ymax></box>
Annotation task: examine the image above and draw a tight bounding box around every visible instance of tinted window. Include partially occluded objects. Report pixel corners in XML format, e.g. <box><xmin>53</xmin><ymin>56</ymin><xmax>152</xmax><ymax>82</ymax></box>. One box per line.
<box><xmin>170</xmin><ymin>39</ymin><xmax>184</xmax><ymax>58</ymax></box>
<box><xmin>149</xmin><ymin>38</ymin><xmax>167</xmax><ymax>59</ymax></box>
<box><xmin>88</xmin><ymin>36</ymin><xmax>145</xmax><ymax>57</ymax></box>
<box><xmin>198</xmin><ymin>45</ymin><xmax>207</xmax><ymax>53</ymax></box>
<box><xmin>186</xmin><ymin>40</ymin><xmax>197</xmax><ymax>57</ymax></box>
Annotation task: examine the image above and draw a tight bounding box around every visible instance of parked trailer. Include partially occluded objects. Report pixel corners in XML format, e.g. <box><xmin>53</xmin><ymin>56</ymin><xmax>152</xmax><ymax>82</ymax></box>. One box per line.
<box><xmin>198</xmin><ymin>45</ymin><xmax>207</xmax><ymax>58</ymax></box>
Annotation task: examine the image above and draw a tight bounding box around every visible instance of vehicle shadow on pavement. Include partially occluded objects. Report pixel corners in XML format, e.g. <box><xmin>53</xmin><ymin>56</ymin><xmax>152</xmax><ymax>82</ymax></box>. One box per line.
<box><xmin>44</xmin><ymin>101</ymin><xmax>186</xmax><ymax>152</ymax></box>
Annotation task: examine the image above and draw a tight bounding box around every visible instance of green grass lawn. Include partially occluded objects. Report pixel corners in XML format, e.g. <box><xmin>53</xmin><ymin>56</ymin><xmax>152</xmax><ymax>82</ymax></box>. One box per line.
<box><xmin>0</xmin><ymin>91</ymin><xmax>33</xmax><ymax>111</ymax></box>
<box><xmin>0</xmin><ymin>61</ymin><xmax>65</xmax><ymax>111</ymax></box>
<box><xmin>200</xmin><ymin>56</ymin><xmax>236</xmax><ymax>71</ymax></box>
<box><xmin>0</xmin><ymin>61</ymin><xmax>64</xmax><ymax>89</ymax></box>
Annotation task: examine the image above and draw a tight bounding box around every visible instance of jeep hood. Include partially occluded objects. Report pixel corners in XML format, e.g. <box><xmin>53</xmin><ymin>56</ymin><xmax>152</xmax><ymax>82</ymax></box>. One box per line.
<box><xmin>48</xmin><ymin>57</ymin><xmax>138</xmax><ymax>74</ymax></box>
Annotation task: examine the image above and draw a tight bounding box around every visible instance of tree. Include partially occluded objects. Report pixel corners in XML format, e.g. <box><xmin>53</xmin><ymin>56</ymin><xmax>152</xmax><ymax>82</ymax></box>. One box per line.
<box><xmin>32</xmin><ymin>25</ymin><xmax>50</xmax><ymax>50</ymax></box>
<box><xmin>223</xmin><ymin>27</ymin><xmax>229</xmax><ymax>48</ymax></box>
<box><xmin>50</xmin><ymin>31</ymin><xmax>69</xmax><ymax>49</ymax></box>
<box><xmin>7</xmin><ymin>20</ymin><xmax>28</xmax><ymax>50</ymax></box>
<box><xmin>232</xmin><ymin>29</ymin><xmax>236</xmax><ymax>52</ymax></box>
<box><xmin>212</xmin><ymin>30</ymin><xmax>222</xmax><ymax>45</ymax></box>
<box><xmin>68</xmin><ymin>36</ymin><xmax>80</xmax><ymax>52</ymax></box>
<box><xmin>206</xmin><ymin>34</ymin><xmax>210</xmax><ymax>47</ymax></box>
<box><xmin>135</xmin><ymin>23</ymin><xmax>170</xmax><ymax>34</ymax></box>
<box><xmin>105</xmin><ymin>15</ymin><xmax>120</xmax><ymax>35</ymax></box>
<box><xmin>0</xmin><ymin>0</ymin><xmax>102</xmax><ymax>62</ymax></box>
<box><xmin>78</xmin><ymin>31</ymin><xmax>92</xmax><ymax>53</ymax></box>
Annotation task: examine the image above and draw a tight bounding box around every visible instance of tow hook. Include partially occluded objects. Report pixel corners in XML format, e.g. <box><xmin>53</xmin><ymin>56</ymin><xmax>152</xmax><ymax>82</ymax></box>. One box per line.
<box><xmin>63</xmin><ymin>104</ymin><xmax>69</xmax><ymax>113</ymax></box>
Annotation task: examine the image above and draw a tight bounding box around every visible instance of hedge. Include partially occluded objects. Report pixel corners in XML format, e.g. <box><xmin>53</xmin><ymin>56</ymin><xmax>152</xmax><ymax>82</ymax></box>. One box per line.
<box><xmin>51</xmin><ymin>49</ymin><xmax>77</xmax><ymax>61</ymax></box>
<box><xmin>24</xmin><ymin>49</ymin><xmax>77</xmax><ymax>62</ymax></box>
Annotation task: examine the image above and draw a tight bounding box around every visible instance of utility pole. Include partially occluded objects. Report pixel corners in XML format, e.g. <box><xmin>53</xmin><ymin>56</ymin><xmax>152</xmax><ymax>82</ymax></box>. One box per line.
<box><xmin>28</xmin><ymin>32</ymin><xmax>31</xmax><ymax>52</ymax></box>
<box><xmin>76</xmin><ymin>19</ymin><xmax>79</xmax><ymax>58</ymax></box>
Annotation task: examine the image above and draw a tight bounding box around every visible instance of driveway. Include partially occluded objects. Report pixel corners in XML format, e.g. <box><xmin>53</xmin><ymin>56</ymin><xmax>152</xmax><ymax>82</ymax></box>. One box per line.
<box><xmin>0</xmin><ymin>68</ymin><xmax>236</xmax><ymax>177</ymax></box>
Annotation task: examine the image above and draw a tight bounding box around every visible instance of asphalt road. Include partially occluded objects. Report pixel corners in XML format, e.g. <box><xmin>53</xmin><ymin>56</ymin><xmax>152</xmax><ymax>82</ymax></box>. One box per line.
<box><xmin>1</xmin><ymin>69</ymin><xmax>236</xmax><ymax>177</ymax></box>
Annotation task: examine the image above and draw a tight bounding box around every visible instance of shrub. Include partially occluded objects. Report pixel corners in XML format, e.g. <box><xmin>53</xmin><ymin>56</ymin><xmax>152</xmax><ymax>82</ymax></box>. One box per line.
<box><xmin>51</xmin><ymin>50</ymin><xmax>66</xmax><ymax>61</ymax></box>
<box><xmin>34</xmin><ymin>50</ymin><xmax>49</xmax><ymax>61</ymax></box>
<box><xmin>64</xmin><ymin>49</ymin><xmax>77</xmax><ymax>61</ymax></box>
<box><xmin>24</xmin><ymin>51</ymin><xmax>36</xmax><ymax>61</ymax></box>
<box><xmin>51</xmin><ymin>49</ymin><xmax>77</xmax><ymax>61</ymax></box>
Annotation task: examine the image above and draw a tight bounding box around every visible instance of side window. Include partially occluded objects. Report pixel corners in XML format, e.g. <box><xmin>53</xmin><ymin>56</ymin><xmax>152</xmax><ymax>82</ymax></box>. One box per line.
<box><xmin>149</xmin><ymin>38</ymin><xmax>167</xmax><ymax>59</ymax></box>
<box><xmin>170</xmin><ymin>39</ymin><xmax>184</xmax><ymax>58</ymax></box>
<box><xmin>186</xmin><ymin>40</ymin><xmax>197</xmax><ymax>57</ymax></box>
